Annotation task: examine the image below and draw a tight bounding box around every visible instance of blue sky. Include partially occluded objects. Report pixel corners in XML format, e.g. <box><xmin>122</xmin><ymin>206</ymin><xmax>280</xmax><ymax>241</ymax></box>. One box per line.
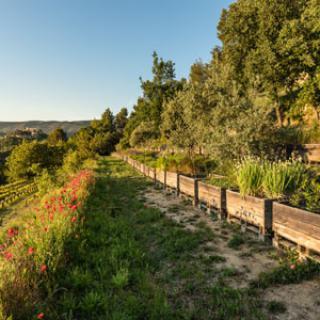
<box><xmin>0</xmin><ymin>0</ymin><xmax>234</xmax><ymax>121</ymax></box>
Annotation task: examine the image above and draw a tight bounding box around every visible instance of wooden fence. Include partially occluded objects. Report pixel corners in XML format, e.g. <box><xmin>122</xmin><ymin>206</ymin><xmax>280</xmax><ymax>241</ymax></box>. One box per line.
<box><xmin>113</xmin><ymin>153</ymin><xmax>320</xmax><ymax>262</ymax></box>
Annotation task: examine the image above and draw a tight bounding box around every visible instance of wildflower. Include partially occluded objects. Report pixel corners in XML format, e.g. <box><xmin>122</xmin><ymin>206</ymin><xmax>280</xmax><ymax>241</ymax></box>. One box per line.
<box><xmin>7</xmin><ymin>228</ymin><xmax>18</xmax><ymax>238</ymax></box>
<box><xmin>71</xmin><ymin>205</ymin><xmax>78</xmax><ymax>212</ymax></box>
<box><xmin>4</xmin><ymin>251</ymin><xmax>13</xmax><ymax>260</ymax></box>
<box><xmin>28</xmin><ymin>247</ymin><xmax>35</xmax><ymax>255</ymax></box>
<box><xmin>37</xmin><ymin>313</ymin><xmax>45</xmax><ymax>319</ymax></box>
<box><xmin>290</xmin><ymin>264</ymin><xmax>296</xmax><ymax>270</ymax></box>
<box><xmin>71</xmin><ymin>216</ymin><xmax>77</xmax><ymax>223</ymax></box>
<box><xmin>44</xmin><ymin>227</ymin><xmax>48</xmax><ymax>233</ymax></box>
<box><xmin>40</xmin><ymin>264</ymin><xmax>47</xmax><ymax>273</ymax></box>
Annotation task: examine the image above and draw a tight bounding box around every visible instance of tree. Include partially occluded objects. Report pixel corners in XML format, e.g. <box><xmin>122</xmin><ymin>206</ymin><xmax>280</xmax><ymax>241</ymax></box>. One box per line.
<box><xmin>121</xmin><ymin>52</ymin><xmax>185</xmax><ymax>149</ymax></box>
<box><xmin>47</xmin><ymin>128</ymin><xmax>67</xmax><ymax>145</ymax></box>
<box><xmin>6</xmin><ymin>141</ymin><xmax>65</xmax><ymax>181</ymax></box>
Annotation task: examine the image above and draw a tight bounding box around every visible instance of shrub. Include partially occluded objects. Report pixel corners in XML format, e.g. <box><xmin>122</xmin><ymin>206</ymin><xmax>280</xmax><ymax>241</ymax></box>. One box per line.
<box><xmin>236</xmin><ymin>158</ymin><xmax>265</xmax><ymax>197</ymax></box>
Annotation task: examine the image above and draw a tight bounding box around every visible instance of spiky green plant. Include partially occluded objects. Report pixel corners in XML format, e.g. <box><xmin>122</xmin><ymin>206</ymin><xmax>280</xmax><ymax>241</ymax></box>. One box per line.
<box><xmin>236</xmin><ymin>157</ymin><xmax>265</xmax><ymax>197</ymax></box>
<box><xmin>262</xmin><ymin>160</ymin><xmax>306</xmax><ymax>200</ymax></box>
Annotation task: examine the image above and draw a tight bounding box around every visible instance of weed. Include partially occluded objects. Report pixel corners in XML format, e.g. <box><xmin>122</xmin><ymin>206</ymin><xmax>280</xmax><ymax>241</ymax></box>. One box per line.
<box><xmin>228</xmin><ymin>233</ymin><xmax>245</xmax><ymax>250</ymax></box>
<box><xmin>266</xmin><ymin>300</ymin><xmax>287</xmax><ymax>314</ymax></box>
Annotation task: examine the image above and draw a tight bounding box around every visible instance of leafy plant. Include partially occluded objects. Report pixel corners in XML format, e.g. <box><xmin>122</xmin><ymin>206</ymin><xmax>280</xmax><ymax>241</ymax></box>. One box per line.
<box><xmin>236</xmin><ymin>158</ymin><xmax>265</xmax><ymax>197</ymax></box>
<box><xmin>262</xmin><ymin>160</ymin><xmax>307</xmax><ymax>200</ymax></box>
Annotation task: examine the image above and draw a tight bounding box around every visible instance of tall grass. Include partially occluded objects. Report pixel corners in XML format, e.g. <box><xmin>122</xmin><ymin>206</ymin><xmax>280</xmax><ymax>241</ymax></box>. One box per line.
<box><xmin>236</xmin><ymin>158</ymin><xmax>265</xmax><ymax>197</ymax></box>
<box><xmin>262</xmin><ymin>161</ymin><xmax>306</xmax><ymax>200</ymax></box>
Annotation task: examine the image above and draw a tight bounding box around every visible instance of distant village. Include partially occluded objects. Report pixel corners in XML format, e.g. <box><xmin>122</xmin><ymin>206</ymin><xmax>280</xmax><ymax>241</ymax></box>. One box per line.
<box><xmin>9</xmin><ymin>127</ymin><xmax>47</xmax><ymax>140</ymax></box>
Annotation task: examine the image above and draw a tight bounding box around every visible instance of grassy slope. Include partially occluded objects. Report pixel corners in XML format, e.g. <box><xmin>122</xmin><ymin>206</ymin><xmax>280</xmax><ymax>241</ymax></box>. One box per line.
<box><xmin>51</xmin><ymin>157</ymin><xmax>265</xmax><ymax>320</ymax></box>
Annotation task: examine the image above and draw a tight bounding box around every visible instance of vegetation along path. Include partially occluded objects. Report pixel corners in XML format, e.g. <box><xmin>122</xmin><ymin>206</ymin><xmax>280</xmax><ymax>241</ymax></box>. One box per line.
<box><xmin>54</xmin><ymin>157</ymin><xmax>320</xmax><ymax>320</ymax></box>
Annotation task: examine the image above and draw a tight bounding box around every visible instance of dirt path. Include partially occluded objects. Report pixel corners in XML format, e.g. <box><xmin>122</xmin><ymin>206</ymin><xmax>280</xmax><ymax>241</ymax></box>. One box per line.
<box><xmin>142</xmin><ymin>186</ymin><xmax>320</xmax><ymax>320</ymax></box>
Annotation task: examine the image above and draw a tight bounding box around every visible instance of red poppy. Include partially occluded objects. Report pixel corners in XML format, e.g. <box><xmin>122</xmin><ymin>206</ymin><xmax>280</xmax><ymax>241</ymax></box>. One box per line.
<box><xmin>71</xmin><ymin>216</ymin><xmax>77</xmax><ymax>223</ymax></box>
<box><xmin>37</xmin><ymin>313</ymin><xmax>45</xmax><ymax>319</ymax></box>
<box><xmin>7</xmin><ymin>228</ymin><xmax>18</xmax><ymax>238</ymax></box>
<box><xmin>28</xmin><ymin>247</ymin><xmax>35</xmax><ymax>255</ymax></box>
<box><xmin>4</xmin><ymin>251</ymin><xmax>13</xmax><ymax>260</ymax></box>
<box><xmin>40</xmin><ymin>264</ymin><xmax>47</xmax><ymax>273</ymax></box>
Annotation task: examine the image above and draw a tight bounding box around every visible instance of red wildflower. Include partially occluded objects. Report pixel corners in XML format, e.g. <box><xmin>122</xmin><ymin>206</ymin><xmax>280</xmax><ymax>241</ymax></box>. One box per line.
<box><xmin>290</xmin><ymin>264</ymin><xmax>296</xmax><ymax>270</ymax></box>
<box><xmin>71</xmin><ymin>205</ymin><xmax>78</xmax><ymax>212</ymax></box>
<box><xmin>37</xmin><ymin>313</ymin><xmax>45</xmax><ymax>319</ymax></box>
<box><xmin>7</xmin><ymin>228</ymin><xmax>18</xmax><ymax>238</ymax></box>
<box><xmin>28</xmin><ymin>247</ymin><xmax>35</xmax><ymax>255</ymax></box>
<box><xmin>71</xmin><ymin>216</ymin><xmax>77</xmax><ymax>223</ymax></box>
<box><xmin>40</xmin><ymin>264</ymin><xmax>47</xmax><ymax>273</ymax></box>
<box><xmin>4</xmin><ymin>251</ymin><xmax>13</xmax><ymax>260</ymax></box>
<box><xmin>44</xmin><ymin>227</ymin><xmax>48</xmax><ymax>233</ymax></box>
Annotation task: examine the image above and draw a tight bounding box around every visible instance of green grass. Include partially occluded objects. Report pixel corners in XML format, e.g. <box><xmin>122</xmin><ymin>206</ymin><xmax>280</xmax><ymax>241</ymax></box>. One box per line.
<box><xmin>49</xmin><ymin>157</ymin><xmax>270</xmax><ymax>319</ymax></box>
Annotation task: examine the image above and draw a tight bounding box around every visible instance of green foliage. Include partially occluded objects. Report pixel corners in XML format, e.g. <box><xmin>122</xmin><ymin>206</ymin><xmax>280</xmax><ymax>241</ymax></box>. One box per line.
<box><xmin>47</xmin><ymin>127</ymin><xmax>67</xmax><ymax>145</ymax></box>
<box><xmin>262</xmin><ymin>160</ymin><xmax>307</xmax><ymax>200</ymax></box>
<box><xmin>227</xmin><ymin>233</ymin><xmax>245</xmax><ymax>250</ymax></box>
<box><xmin>236</xmin><ymin>158</ymin><xmax>265</xmax><ymax>197</ymax></box>
<box><xmin>6</xmin><ymin>141</ymin><xmax>65</xmax><ymax>181</ymax></box>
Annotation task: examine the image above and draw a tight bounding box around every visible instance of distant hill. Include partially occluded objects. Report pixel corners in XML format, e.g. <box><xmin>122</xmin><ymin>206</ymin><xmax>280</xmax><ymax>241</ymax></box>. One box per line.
<box><xmin>0</xmin><ymin>121</ymin><xmax>91</xmax><ymax>136</ymax></box>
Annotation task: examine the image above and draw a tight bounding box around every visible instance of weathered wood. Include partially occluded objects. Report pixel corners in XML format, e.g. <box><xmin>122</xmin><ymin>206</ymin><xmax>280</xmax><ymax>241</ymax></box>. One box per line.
<box><xmin>179</xmin><ymin>175</ymin><xmax>199</xmax><ymax>206</ymax></box>
<box><xmin>198</xmin><ymin>181</ymin><xmax>226</xmax><ymax>212</ymax></box>
<box><xmin>303</xmin><ymin>144</ymin><xmax>320</xmax><ymax>163</ymax></box>
<box><xmin>226</xmin><ymin>190</ymin><xmax>273</xmax><ymax>236</ymax></box>
<box><xmin>273</xmin><ymin>202</ymin><xmax>320</xmax><ymax>254</ymax></box>
<box><xmin>166</xmin><ymin>171</ymin><xmax>178</xmax><ymax>189</ymax></box>
<box><xmin>156</xmin><ymin>169</ymin><xmax>166</xmax><ymax>186</ymax></box>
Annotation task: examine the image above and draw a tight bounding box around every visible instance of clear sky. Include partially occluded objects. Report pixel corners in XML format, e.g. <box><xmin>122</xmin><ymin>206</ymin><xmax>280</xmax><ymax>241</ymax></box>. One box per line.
<box><xmin>0</xmin><ymin>0</ymin><xmax>234</xmax><ymax>121</ymax></box>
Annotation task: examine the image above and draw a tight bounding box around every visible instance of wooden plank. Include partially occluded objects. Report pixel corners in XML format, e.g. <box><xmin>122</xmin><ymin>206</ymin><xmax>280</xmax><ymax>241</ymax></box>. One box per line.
<box><xmin>273</xmin><ymin>223</ymin><xmax>320</xmax><ymax>253</ymax></box>
<box><xmin>226</xmin><ymin>190</ymin><xmax>272</xmax><ymax>231</ymax></box>
<box><xmin>273</xmin><ymin>202</ymin><xmax>320</xmax><ymax>251</ymax></box>
<box><xmin>156</xmin><ymin>169</ymin><xmax>165</xmax><ymax>184</ymax></box>
<box><xmin>303</xmin><ymin>144</ymin><xmax>320</xmax><ymax>163</ymax></box>
<box><xmin>166</xmin><ymin>171</ymin><xmax>178</xmax><ymax>189</ymax></box>
<box><xmin>179</xmin><ymin>175</ymin><xmax>196</xmax><ymax>197</ymax></box>
<box><xmin>198</xmin><ymin>181</ymin><xmax>225</xmax><ymax>210</ymax></box>
<box><xmin>273</xmin><ymin>202</ymin><xmax>320</xmax><ymax>229</ymax></box>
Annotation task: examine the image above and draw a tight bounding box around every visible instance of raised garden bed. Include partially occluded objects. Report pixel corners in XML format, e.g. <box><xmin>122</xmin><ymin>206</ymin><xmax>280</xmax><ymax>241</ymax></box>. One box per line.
<box><xmin>179</xmin><ymin>175</ymin><xmax>198</xmax><ymax>206</ymax></box>
<box><xmin>145</xmin><ymin>166</ymin><xmax>156</xmax><ymax>181</ymax></box>
<box><xmin>156</xmin><ymin>169</ymin><xmax>166</xmax><ymax>186</ymax></box>
<box><xmin>166</xmin><ymin>171</ymin><xmax>178</xmax><ymax>190</ymax></box>
<box><xmin>226</xmin><ymin>190</ymin><xmax>273</xmax><ymax>240</ymax></box>
<box><xmin>198</xmin><ymin>181</ymin><xmax>226</xmax><ymax>218</ymax></box>
<box><xmin>273</xmin><ymin>202</ymin><xmax>320</xmax><ymax>261</ymax></box>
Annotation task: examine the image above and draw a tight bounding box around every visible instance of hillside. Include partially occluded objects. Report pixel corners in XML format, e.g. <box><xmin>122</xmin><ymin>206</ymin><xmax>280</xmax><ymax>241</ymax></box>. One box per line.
<box><xmin>0</xmin><ymin>120</ymin><xmax>90</xmax><ymax>136</ymax></box>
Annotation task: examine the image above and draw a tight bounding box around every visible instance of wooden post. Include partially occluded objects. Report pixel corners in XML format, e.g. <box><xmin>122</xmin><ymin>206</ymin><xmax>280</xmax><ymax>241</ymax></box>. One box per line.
<box><xmin>176</xmin><ymin>174</ymin><xmax>180</xmax><ymax>196</ymax></box>
<box><xmin>193</xmin><ymin>179</ymin><xmax>199</xmax><ymax>207</ymax></box>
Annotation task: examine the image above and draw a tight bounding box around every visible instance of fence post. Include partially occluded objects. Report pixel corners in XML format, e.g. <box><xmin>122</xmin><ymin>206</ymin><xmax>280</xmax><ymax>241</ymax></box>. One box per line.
<box><xmin>176</xmin><ymin>174</ymin><xmax>180</xmax><ymax>196</ymax></box>
<box><xmin>193</xmin><ymin>179</ymin><xmax>199</xmax><ymax>207</ymax></box>
<box><xmin>163</xmin><ymin>170</ymin><xmax>167</xmax><ymax>190</ymax></box>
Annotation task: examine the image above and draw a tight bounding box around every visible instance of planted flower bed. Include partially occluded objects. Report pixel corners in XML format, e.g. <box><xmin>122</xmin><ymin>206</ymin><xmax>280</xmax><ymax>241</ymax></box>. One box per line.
<box><xmin>198</xmin><ymin>181</ymin><xmax>226</xmax><ymax>218</ymax></box>
<box><xmin>273</xmin><ymin>202</ymin><xmax>320</xmax><ymax>261</ymax></box>
<box><xmin>226</xmin><ymin>190</ymin><xmax>273</xmax><ymax>240</ymax></box>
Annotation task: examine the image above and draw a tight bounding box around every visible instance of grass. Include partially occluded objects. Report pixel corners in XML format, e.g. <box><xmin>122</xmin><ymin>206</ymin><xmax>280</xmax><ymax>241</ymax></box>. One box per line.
<box><xmin>21</xmin><ymin>156</ymin><xmax>318</xmax><ymax>319</ymax></box>
<box><xmin>45</xmin><ymin>157</ymin><xmax>268</xmax><ymax>319</ymax></box>
<box><xmin>227</xmin><ymin>233</ymin><xmax>245</xmax><ymax>250</ymax></box>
